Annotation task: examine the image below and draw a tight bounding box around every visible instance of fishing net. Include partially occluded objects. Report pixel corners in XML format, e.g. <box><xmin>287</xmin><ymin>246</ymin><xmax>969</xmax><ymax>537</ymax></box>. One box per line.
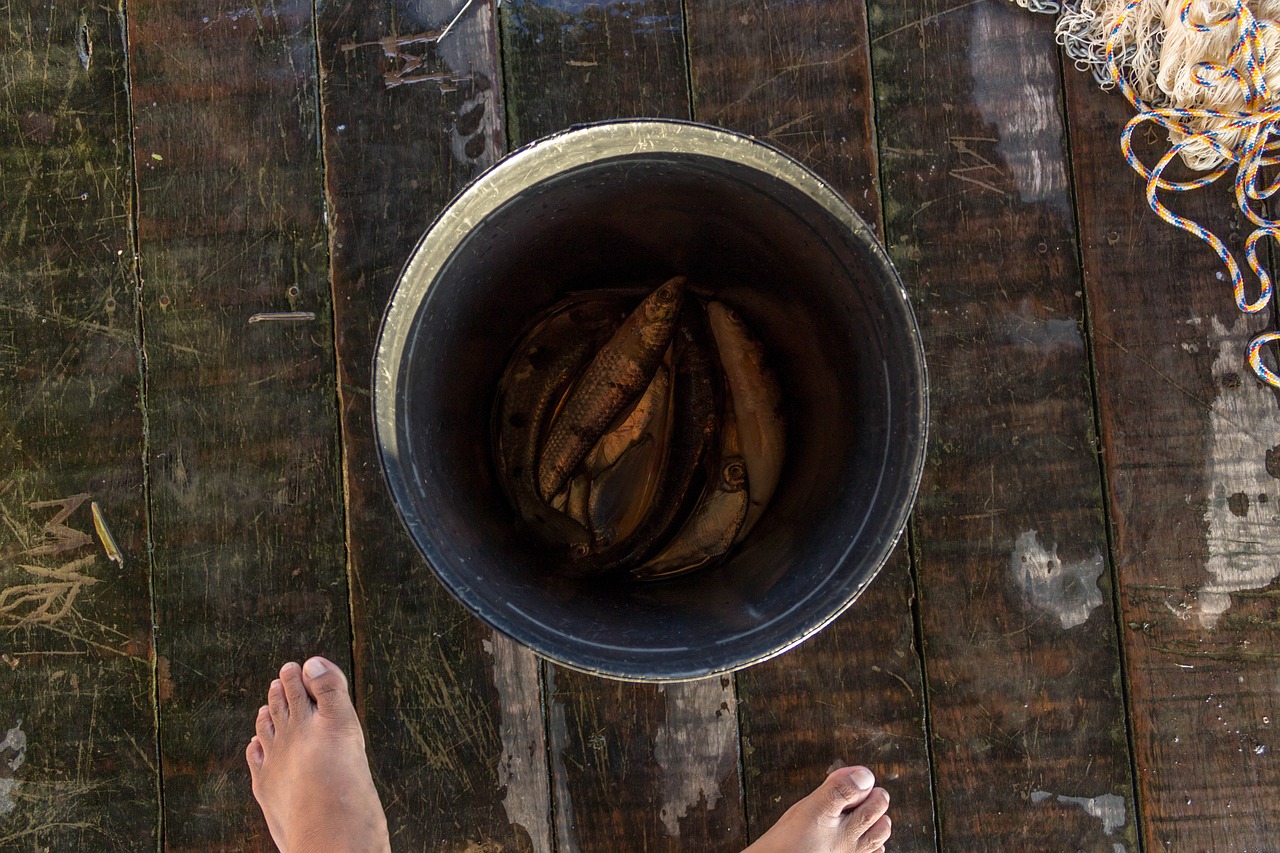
<box><xmin>1016</xmin><ymin>0</ymin><xmax>1280</xmax><ymax>386</ymax></box>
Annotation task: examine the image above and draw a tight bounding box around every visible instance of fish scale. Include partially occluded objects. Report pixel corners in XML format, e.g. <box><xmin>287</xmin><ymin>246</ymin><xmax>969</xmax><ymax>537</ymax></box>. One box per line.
<box><xmin>536</xmin><ymin>276</ymin><xmax>686</xmax><ymax>501</ymax></box>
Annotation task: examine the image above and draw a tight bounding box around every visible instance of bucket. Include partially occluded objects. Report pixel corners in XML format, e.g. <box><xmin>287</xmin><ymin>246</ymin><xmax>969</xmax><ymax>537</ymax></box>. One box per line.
<box><xmin>373</xmin><ymin>120</ymin><xmax>928</xmax><ymax>681</ymax></box>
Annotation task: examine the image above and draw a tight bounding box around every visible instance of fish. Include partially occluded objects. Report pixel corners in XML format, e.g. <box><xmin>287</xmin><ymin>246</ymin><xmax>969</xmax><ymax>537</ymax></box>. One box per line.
<box><xmin>631</xmin><ymin>405</ymin><xmax>748</xmax><ymax>579</ymax></box>
<box><xmin>706</xmin><ymin>301</ymin><xmax>786</xmax><ymax>539</ymax></box>
<box><xmin>494</xmin><ymin>294</ymin><xmax>629</xmax><ymax>552</ymax></box>
<box><xmin>585</xmin><ymin>361</ymin><xmax>670</xmax><ymax>476</ymax></box>
<box><xmin>564</xmin><ymin>474</ymin><xmax>592</xmax><ymax>529</ymax></box>
<box><xmin>587</xmin><ymin>367</ymin><xmax>673</xmax><ymax>549</ymax></box>
<box><xmin>537</xmin><ymin>276</ymin><xmax>686</xmax><ymax>501</ymax></box>
<box><xmin>566</xmin><ymin>302</ymin><xmax>721</xmax><ymax>575</ymax></box>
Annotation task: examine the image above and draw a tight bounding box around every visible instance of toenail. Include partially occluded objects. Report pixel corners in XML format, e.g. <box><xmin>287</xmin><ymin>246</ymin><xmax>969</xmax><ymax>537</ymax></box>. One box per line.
<box><xmin>851</xmin><ymin>767</ymin><xmax>875</xmax><ymax>790</ymax></box>
<box><xmin>304</xmin><ymin>657</ymin><xmax>328</xmax><ymax>678</ymax></box>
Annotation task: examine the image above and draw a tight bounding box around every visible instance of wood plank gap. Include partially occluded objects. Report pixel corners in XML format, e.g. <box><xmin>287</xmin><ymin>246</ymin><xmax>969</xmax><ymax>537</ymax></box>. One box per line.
<box><xmin>303</xmin><ymin>0</ymin><xmax>360</xmax><ymax>723</ymax></box>
<box><xmin>903</xmin><ymin>523</ymin><xmax>944</xmax><ymax>852</ymax></box>
<box><xmin>111</xmin><ymin>0</ymin><xmax>168</xmax><ymax>847</ymax></box>
<box><xmin>1052</xmin><ymin>41</ymin><xmax>1149</xmax><ymax>853</ymax></box>
<box><xmin>115</xmin><ymin>0</ymin><xmax>167</xmax><ymax>847</ymax></box>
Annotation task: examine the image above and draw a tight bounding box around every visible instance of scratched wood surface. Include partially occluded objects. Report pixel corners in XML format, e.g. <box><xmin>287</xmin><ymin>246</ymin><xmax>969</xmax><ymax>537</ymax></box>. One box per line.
<box><xmin>125</xmin><ymin>0</ymin><xmax>351</xmax><ymax>847</ymax></box>
<box><xmin>684</xmin><ymin>0</ymin><xmax>937</xmax><ymax>848</ymax></box>
<box><xmin>868</xmin><ymin>1</ymin><xmax>1139</xmax><ymax>850</ymax></box>
<box><xmin>0</xmin><ymin>4</ymin><xmax>157</xmax><ymax>850</ymax></box>
<box><xmin>1063</xmin><ymin>41</ymin><xmax>1280</xmax><ymax>852</ymax></box>
<box><xmin>314</xmin><ymin>0</ymin><xmax>555</xmax><ymax>849</ymax></box>
<box><xmin>11</xmin><ymin>0</ymin><xmax>1280</xmax><ymax>849</ymax></box>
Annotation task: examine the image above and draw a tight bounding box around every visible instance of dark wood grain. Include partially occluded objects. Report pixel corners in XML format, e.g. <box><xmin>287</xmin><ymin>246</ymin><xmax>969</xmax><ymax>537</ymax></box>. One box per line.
<box><xmin>500</xmin><ymin>0</ymin><xmax>690</xmax><ymax>140</ymax></box>
<box><xmin>315</xmin><ymin>0</ymin><xmax>556</xmax><ymax>849</ymax></box>
<box><xmin>868</xmin><ymin>1</ymin><xmax>1137</xmax><ymax>849</ymax></box>
<box><xmin>125</xmin><ymin>0</ymin><xmax>351</xmax><ymax>847</ymax></box>
<box><xmin>0</xmin><ymin>4</ymin><xmax>157</xmax><ymax>849</ymax></box>
<box><xmin>684</xmin><ymin>0</ymin><xmax>936</xmax><ymax>847</ymax></box>
<box><xmin>499</xmin><ymin>5</ymin><xmax>749</xmax><ymax>851</ymax></box>
<box><xmin>1064</xmin><ymin>40</ymin><xmax>1280</xmax><ymax>852</ymax></box>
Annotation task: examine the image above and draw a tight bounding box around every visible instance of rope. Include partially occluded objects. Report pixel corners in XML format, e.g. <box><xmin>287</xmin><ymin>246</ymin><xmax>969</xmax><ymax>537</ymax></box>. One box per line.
<box><xmin>1036</xmin><ymin>0</ymin><xmax>1280</xmax><ymax>387</ymax></box>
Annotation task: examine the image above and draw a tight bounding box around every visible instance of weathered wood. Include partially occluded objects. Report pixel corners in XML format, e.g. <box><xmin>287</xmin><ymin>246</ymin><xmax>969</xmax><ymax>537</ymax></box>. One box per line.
<box><xmin>0</xmin><ymin>5</ymin><xmax>157</xmax><ymax>850</ymax></box>
<box><xmin>125</xmin><ymin>0</ymin><xmax>350</xmax><ymax>847</ymax></box>
<box><xmin>1063</xmin><ymin>39</ymin><xmax>1280</xmax><ymax>851</ymax></box>
<box><xmin>500</xmin><ymin>0</ymin><xmax>690</xmax><ymax>140</ymax></box>
<box><xmin>684</xmin><ymin>0</ymin><xmax>936</xmax><ymax>847</ymax></box>
<box><xmin>499</xmin><ymin>4</ymin><xmax>749</xmax><ymax>850</ymax></box>
<box><xmin>315</xmin><ymin>0</ymin><xmax>554</xmax><ymax>848</ymax></box>
<box><xmin>546</xmin><ymin>673</ymin><xmax>743</xmax><ymax>851</ymax></box>
<box><xmin>867</xmin><ymin>1</ymin><xmax>1137</xmax><ymax>849</ymax></box>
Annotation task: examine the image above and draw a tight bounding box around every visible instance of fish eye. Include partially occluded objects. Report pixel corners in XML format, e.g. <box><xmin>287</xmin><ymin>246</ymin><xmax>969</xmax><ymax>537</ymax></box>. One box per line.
<box><xmin>570</xmin><ymin>543</ymin><xmax>591</xmax><ymax>558</ymax></box>
<box><xmin>656</xmin><ymin>285</ymin><xmax>676</xmax><ymax>302</ymax></box>
<box><xmin>724</xmin><ymin>460</ymin><xmax>747</xmax><ymax>484</ymax></box>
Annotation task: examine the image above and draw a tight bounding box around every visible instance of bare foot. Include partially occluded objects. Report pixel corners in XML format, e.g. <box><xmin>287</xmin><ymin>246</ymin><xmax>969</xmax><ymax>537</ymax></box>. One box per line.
<box><xmin>742</xmin><ymin>766</ymin><xmax>892</xmax><ymax>853</ymax></box>
<box><xmin>245</xmin><ymin>657</ymin><xmax>390</xmax><ymax>853</ymax></box>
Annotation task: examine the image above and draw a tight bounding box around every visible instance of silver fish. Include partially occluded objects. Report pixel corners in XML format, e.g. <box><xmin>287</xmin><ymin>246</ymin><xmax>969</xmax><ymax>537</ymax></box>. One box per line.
<box><xmin>706</xmin><ymin>301</ymin><xmax>785</xmax><ymax>539</ymax></box>
<box><xmin>632</xmin><ymin>450</ymin><xmax>749</xmax><ymax>580</ymax></box>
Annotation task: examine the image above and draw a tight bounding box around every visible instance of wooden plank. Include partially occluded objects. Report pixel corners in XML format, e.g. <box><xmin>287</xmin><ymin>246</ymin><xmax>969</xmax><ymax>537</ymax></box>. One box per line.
<box><xmin>0</xmin><ymin>4</ymin><xmax>157</xmax><ymax>849</ymax></box>
<box><xmin>1063</xmin><ymin>39</ymin><xmax>1280</xmax><ymax>852</ymax></box>
<box><xmin>124</xmin><ymin>0</ymin><xmax>351</xmax><ymax>848</ymax></box>
<box><xmin>547</xmin><ymin>673</ymin><xmax>742</xmax><ymax>851</ymax></box>
<box><xmin>315</xmin><ymin>1</ymin><xmax>555</xmax><ymax>849</ymax></box>
<box><xmin>684</xmin><ymin>0</ymin><xmax>936</xmax><ymax>847</ymax></box>
<box><xmin>867</xmin><ymin>1</ymin><xmax>1138</xmax><ymax>849</ymax></box>
<box><xmin>500</xmin><ymin>0</ymin><xmax>690</xmax><ymax>139</ymax></box>
<box><xmin>499</xmin><ymin>4</ymin><xmax>749</xmax><ymax>850</ymax></box>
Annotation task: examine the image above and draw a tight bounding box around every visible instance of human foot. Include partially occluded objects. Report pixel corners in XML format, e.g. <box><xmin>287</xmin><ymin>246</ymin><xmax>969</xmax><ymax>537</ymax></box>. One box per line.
<box><xmin>245</xmin><ymin>657</ymin><xmax>390</xmax><ymax>853</ymax></box>
<box><xmin>742</xmin><ymin>766</ymin><xmax>891</xmax><ymax>853</ymax></box>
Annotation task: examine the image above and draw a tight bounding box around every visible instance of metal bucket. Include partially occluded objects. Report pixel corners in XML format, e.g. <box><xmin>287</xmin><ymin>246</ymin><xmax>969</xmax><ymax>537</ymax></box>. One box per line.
<box><xmin>373</xmin><ymin>120</ymin><xmax>928</xmax><ymax>681</ymax></box>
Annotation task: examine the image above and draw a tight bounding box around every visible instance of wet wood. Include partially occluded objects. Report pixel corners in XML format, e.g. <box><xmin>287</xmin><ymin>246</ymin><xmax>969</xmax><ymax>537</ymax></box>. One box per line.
<box><xmin>314</xmin><ymin>0</ymin><xmax>552</xmax><ymax>849</ymax></box>
<box><xmin>0</xmin><ymin>4</ymin><xmax>156</xmax><ymax>849</ymax></box>
<box><xmin>1063</xmin><ymin>44</ymin><xmax>1280</xmax><ymax>852</ymax></box>
<box><xmin>868</xmin><ymin>1</ymin><xmax>1137</xmax><ymax>849</ymax></box>
<box><xmin>125</xmin><ymin>0</ymin><xmax>350</xmax><ymax>847</ymax></box>
<box><xmin>685</xmin><ymin>0</ymin><xmax>935</xmax><ymax>847</ymax></box>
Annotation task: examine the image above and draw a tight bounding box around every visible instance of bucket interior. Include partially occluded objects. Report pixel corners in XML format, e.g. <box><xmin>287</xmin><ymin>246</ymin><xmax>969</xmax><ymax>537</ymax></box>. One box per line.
<box><xmin>385</xmin><ymin>149</ymin><xmax>925</xmax><ymax>679</ymax></box>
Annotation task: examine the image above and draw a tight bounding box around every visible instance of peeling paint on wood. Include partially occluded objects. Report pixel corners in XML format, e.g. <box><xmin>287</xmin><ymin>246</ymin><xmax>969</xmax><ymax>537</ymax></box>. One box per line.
<box><xmin>1196</xmin><ymin>316</ymin><xmax>1280</xmax><ymax>628</ymax></box>
<box><xmin>1030</xmin><ymin>790</ymin><xmax>1128</xmax><ymax>844</ymax></box>
<box><xmin>653</xmin><ymin>678</ymin><xmax>738</xmax><ymax>837</ymax></box>
<box><xmin>1012</xmin><ymin>530</ymin><xmax>1106</xmax><ymax>630</ymax></box>
<box><xmin>486</xmin><ymin>634</ymin><xmax>552</xmax><ymax>853</ymax></box>
<box><xmin>967</xmin><ymin>1</ymin><xmax>1069</xmax><ymax>207</ymax></box>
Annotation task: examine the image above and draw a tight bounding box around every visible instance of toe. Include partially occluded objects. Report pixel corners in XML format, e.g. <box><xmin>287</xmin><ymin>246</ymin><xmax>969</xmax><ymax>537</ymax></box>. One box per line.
<box><xmin>246</xmin><ymin>736</ymin><xmax>264</xmax><ymax>773</ymax></box>
<box><xmin>279</xmin><ymin>661</ymin><xmax>312</xmax><ymax>719</ymax></box>
<box><xmin>267</xmin><ymin>678</ymin><xmax>288</xmax><ymax>727</ymax></box>
<box><xmin>814</xmin><ymin>766</ymin><xmax>877</xmax><ymax>820</ymax></box>
<box><xmin>301</xmin><ymin>656</ymin><xmax>359</xmax><ymax>724</ymax></box>
<box><xmin>841</xmin><ymin>788</ymin><xmax>890</xmax><ymax>847</ymax></box>
<box><xmin>255</xmin><ymin>705</ymin><xmax>275</xmax><ymax>743</ymax></box>
<box><xmin>856</xmin><ymin>815</ymin><xmax>891</xmax><ymax>852</ymax></box>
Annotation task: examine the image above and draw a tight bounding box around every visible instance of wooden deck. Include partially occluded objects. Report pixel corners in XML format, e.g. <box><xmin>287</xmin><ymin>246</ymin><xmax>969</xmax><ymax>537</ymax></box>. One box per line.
<box><xmin>3</xmin><ymin>0</ymin><xmax>1279</xmax><ymax>849</ymax></box>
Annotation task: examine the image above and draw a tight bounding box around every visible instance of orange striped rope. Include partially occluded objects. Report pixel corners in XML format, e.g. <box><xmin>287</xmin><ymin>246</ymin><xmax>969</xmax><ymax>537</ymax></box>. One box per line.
<box><xmin>1106</xmin><ymin>0</ymin><xmax>1280</xmax><ymax>387</ymax></box>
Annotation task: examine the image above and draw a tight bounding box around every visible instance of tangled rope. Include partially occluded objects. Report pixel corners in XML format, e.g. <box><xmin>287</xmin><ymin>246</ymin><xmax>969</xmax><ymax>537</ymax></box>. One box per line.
<box><xmin>1037</xmin><ymin>0</ymin><xmax>1280</xmax><ymax>387</ymax></box>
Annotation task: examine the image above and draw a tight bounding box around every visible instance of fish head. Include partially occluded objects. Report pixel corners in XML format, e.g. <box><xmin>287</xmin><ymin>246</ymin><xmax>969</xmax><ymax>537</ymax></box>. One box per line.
<box><xmin>707</xmin><ymin>300</ymin><xmax>750</xmax><ymax>335</ymax></box>
<box><xmin>642</xmin><ymin>276</ymin><xmax>686</xmax><ymax>320</ymax></box>
<box><xmin>720</xmin><ymin>457</ymin><xmax>748</xmax><ymax>491</ymax></box>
